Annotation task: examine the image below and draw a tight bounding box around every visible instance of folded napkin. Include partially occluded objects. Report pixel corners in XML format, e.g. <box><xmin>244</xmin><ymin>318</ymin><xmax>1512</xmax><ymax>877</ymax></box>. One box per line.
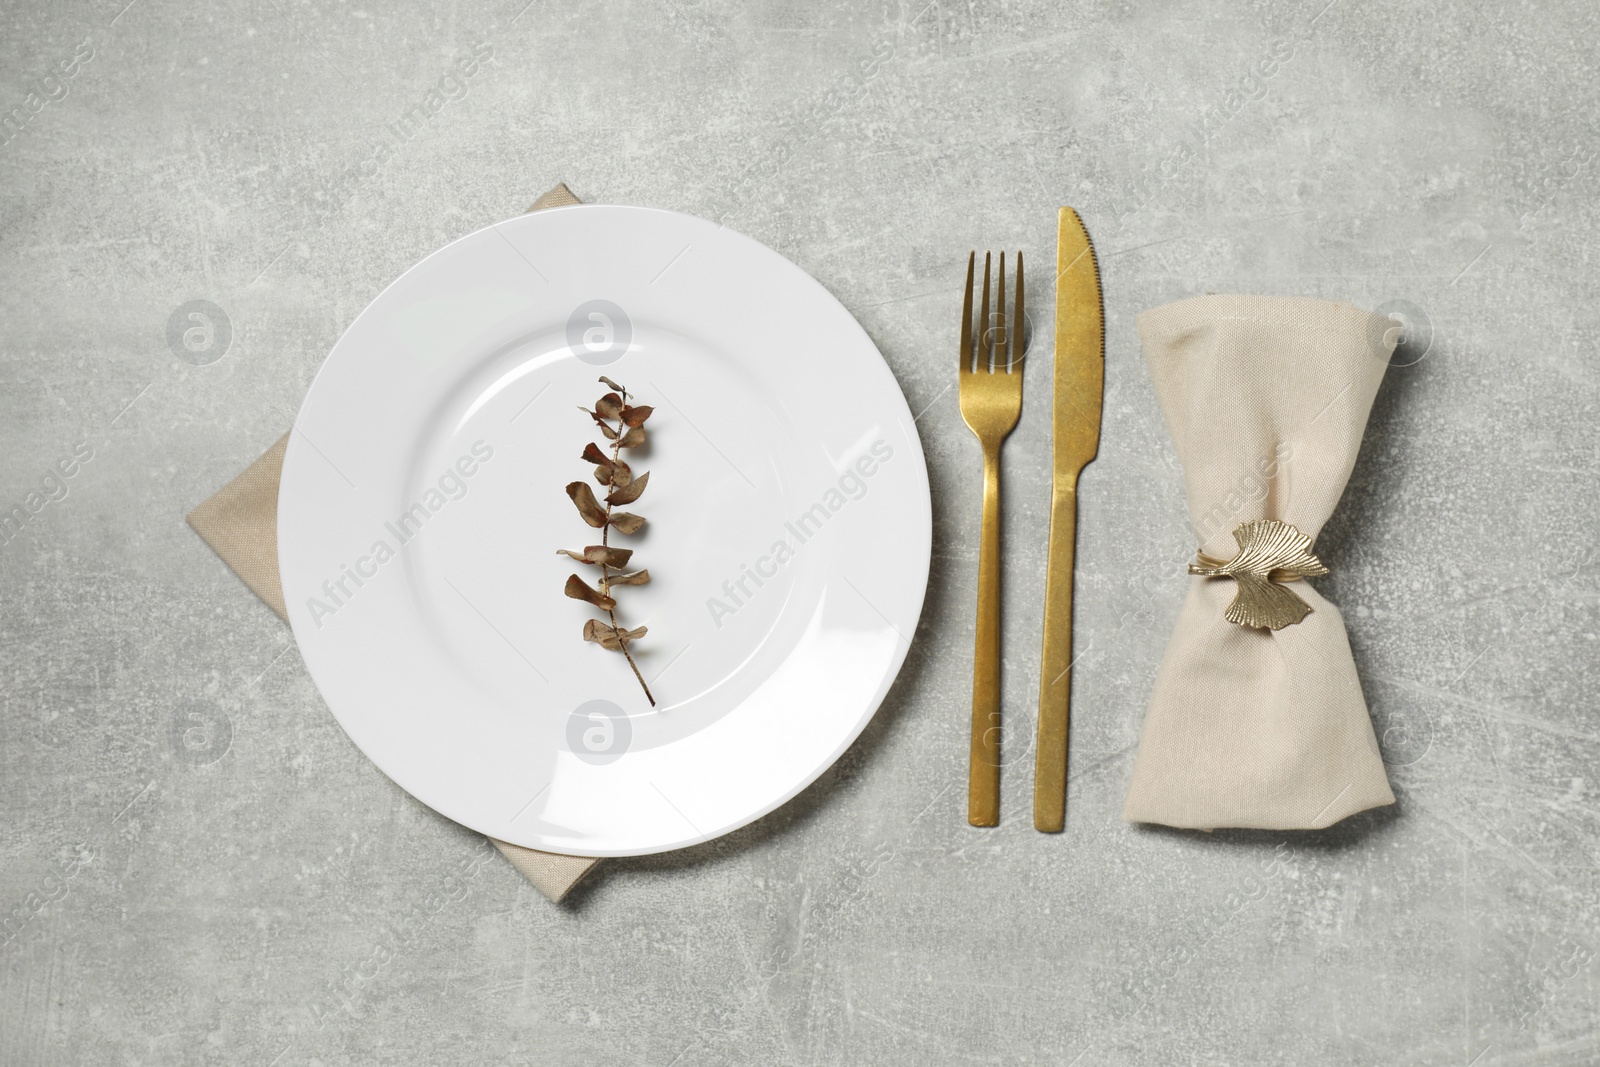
<box><xmin>187</xmin><ymin>184</ymin><xmax>599</xmax><ymax>902</ymax></box>
<box><xmin>1123</xmin><ymin>294</ymin><xmax>1397</xmax><ymax>830</ymax></box>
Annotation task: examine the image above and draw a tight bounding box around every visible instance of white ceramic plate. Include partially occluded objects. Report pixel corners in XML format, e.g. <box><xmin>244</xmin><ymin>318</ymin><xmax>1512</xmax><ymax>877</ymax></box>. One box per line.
<box><xmin>277</xmin><ymin>205</ymin><xmax>931</xmax><ymax>856</ymax></box>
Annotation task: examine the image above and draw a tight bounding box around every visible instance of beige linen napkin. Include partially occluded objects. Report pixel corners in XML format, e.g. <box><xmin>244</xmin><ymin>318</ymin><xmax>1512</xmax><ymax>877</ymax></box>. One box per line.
<box><xmin>1123</xmin><ymin>294</ymin><xmax>1397</xmax><ymax>830</ymax></box>
<box><xmin>187</xmin><ymin>184</ymin><xmax>599</xmax><ymax>902</ymax></box>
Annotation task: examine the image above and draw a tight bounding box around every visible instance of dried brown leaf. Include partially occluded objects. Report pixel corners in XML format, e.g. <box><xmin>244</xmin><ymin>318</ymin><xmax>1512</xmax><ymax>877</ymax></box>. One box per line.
<box><xmin>594</xmin><ymin>545</ymin><xmax>633</xmax><ymax>568</ymax></box>
<box><xmin>565</xmin><ymin>574</ymin><xmax>615</xmax><ymax>611</ymax></box>
<box><xmin>595</xmin><ymin>392</ymin><xmax>624</xmax><ymax>420</ymax></box>
<box><xmin>582</xmin><ymin>619</ymin><xmax>647</xmax><ymax>651</ymax></box>
<box><xmin>558</xmin><ymin>545</ymin><xmax>634</xmax><ymax>568</ymax></box>
<box><xmin>607</xmin><ymin>461</ymin><xmax>633</xmax><ymax>488</ymax></box>
<box><xmin>618</xmin><ymin>425</ymin><xmax>646</xmax><ymax>449</ymax></box>
<box><xmin>621</xmin><ymin>405</ymin><xmax>653</xmax><ymax>427</ymax></box>
<box><xmin>565</xmin><ymin>481</ymin><xmax>607</xmax><ymax>527</ymax></box>
<box><xmin>581</xmin><ymin>441</ymin><xmax>612</xmax><ymax>467</ymax></box>
<box><xmin>598</xmin><ymin>375</ymin><xmax>626</xmax><ymax>393</ymax></box>
<box><xmin>609</xmin><ymin>569</ymin><xmax>650</xmax><ymax>586</ymax></box>
<box><xmin>582</xmin><ymin>618</ymin><xmax>617</xmax><ymax>646</ymax></box>
<box><xmin>579</xmin><ymin>408</ymin><xmax>620</xmax><ymax>439</ymax></box>
<box><xmin>607</xmin><ymin>470</ymin><xmax>650</xmax><ymax>505</ymax></box>
<box><xmin>608</xmin><ymin>511</ymin><xmax>645</xmax><ymax>534</ymax></box>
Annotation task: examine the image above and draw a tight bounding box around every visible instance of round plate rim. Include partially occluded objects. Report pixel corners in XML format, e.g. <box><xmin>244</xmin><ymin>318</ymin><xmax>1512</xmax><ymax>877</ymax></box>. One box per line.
<box><xmin>277</xmin><ymin>204</ymin><xmax>932</xmax><ymax>856</ymax></box>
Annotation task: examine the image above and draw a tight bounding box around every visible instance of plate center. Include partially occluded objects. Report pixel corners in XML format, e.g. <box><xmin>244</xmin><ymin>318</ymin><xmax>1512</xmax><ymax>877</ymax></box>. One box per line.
<box><xmin>397</xmin><ymin>322</ymin><xmax>832</xmax><ymax>742</ymax></box>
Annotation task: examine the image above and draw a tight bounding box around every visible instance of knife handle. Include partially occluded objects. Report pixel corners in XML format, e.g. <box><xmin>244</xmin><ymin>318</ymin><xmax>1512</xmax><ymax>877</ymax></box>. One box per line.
<box><xmin>1034</xmin><ymin>482</ymin><xmax>1078</xmax><ymax>831</ymax></box>
<box><xmin>968</xmin><ymin>444</ymin><xmax>1002</xmax><ymax>827</ymax></box>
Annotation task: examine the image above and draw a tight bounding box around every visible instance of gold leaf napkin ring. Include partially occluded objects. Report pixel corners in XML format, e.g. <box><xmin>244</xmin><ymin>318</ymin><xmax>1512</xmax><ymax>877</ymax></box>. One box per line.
<box><xmin>1187</xmin><ymin>519</ymin><xmax>1329</xmax><ymax>631</ymax></box>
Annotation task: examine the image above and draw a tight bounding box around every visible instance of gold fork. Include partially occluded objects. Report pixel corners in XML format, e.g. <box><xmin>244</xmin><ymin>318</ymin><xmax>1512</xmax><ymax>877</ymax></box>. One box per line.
<box><xmin>958</xmin><ymin>250</ymin><xmax>1024</xmax><ymax>827</ymax></box>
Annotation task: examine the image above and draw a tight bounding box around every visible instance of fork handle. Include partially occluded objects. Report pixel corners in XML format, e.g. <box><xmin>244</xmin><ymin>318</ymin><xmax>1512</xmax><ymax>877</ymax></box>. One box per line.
<box><xmin>1034</xmin><ymin>481</ymin><xmax>1078</xmax><ymax>831</ymax></box>
<box><xmin>968</xmin><ymin>443</ymin><xmax>1003</xmax><ymax>827</ymax></box>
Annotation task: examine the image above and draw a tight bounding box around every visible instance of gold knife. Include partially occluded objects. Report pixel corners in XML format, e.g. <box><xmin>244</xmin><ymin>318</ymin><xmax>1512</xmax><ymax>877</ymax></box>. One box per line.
<box><xmin>1034</xmin><ymin>207</ymin><xmax>1104</xmax><ymax>832</ymax></box>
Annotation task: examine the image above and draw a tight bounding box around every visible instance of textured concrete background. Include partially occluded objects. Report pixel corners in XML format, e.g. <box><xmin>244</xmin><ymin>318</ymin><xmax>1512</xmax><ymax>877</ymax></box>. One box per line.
<box><xmin>3</xmin><ymin>0</ymin><xmax>1598</xmax><ymax>1063</ymax></box>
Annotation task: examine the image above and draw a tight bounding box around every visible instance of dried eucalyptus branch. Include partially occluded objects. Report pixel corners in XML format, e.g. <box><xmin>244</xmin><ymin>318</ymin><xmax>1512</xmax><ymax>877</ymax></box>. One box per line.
<box><xmin>561</xmin><ymin>375</ymin><xmax>656</xmax><ymax>706</ymax></box>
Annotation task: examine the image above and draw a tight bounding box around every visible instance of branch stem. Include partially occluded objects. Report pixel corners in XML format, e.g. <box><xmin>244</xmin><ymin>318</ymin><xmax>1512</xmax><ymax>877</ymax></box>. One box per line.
<box><xmin>601</xmin><ymin>383</ymin><xmax>654</xmax><ymax>706</ymax></box>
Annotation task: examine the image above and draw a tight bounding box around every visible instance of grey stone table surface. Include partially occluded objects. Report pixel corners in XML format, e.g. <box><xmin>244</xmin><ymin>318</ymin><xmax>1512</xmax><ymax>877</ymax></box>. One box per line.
<box><xmin>2</xmin><ymin>0</ymin><xmax>1597</xmax><ymax>1063</ymax></box>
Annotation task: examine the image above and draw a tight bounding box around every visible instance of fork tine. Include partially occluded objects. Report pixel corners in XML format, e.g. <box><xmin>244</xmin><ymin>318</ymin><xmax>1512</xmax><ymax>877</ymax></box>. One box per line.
<box><xmin>978</xmin><ymin>252</ymin><xmax>992</xmax><ymax>372</ymax></box>
<box><xmin>996</xmin><ymin>252</ymin><xmax>1007</xmax><ymax>373</ymax></box>
<box><xmin>1012</xmin><ymin>251</ymin><xmax>1024</xmax><ymax>374</ymax></box>
<box><xmin>960</xmin><ymin>251</ymin><xmax>975</xmax><ymax>374</ymax></box>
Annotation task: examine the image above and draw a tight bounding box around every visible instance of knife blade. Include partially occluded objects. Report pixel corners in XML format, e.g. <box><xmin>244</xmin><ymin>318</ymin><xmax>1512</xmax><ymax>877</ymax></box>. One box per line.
<box><xmin>1033</xmin><ymin>207</ymin><xmax>1104</xmax><ymax>832</ymax></box>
